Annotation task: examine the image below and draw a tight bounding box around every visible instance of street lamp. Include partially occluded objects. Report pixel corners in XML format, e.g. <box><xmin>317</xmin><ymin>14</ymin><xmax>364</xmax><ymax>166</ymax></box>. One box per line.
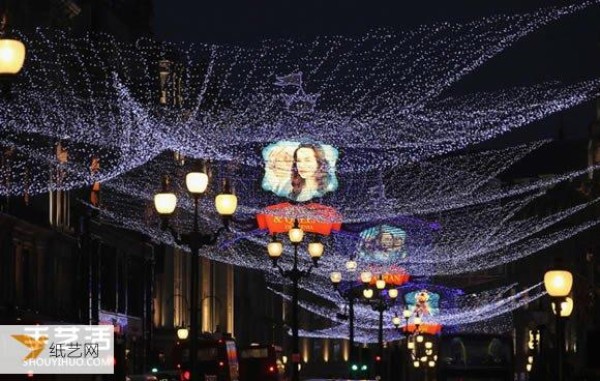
<box><xmin>394</xmin><ymin>308</ymin><xmax>440</xmax><ymax>380</ymax></box>
<box><xmin>360</xmin><ymin>274</ymin><xmax>399</xmax><ymax>380</ymax></box>
<box><xmin>268</xmin><ymin>219</ymin><xmax>324</xmax><ymax>381</ymax></box>
<box><xmin>392</xmin><ymin>308</ymin><xmax>412</xmax><ymax>381</ymax></box>
<box><xmin>329</xmin><ymin>266</ymin><xmax>367</xmax><ymax>379</ymax></box>
<box><xmin>551</xmin><ymin>296</ymin><xmax>574</xmax><ymax>318</ymax></box>
<box><xmin>154</xmin><ymin>164</ymin><xmax>238</xmax><ymax>381</ymax></box>
<box><xmin>177</xmin><ymin>327</ymin><xmax>190</xmax><ymax>340</ymax></box>
<box><xmin>0</xmin><ymin>14</ymin><xmax>26</xmax><ymax>75</ymax></box>
<box><xmin>0</xmin><ymin>12</ymin><xmax>26</xmax><ymax>100</ymax></box>
<box><xmin>543</xmin><ymin>259</ymin><xmax>573</xmax><ymax>381</ymax></box>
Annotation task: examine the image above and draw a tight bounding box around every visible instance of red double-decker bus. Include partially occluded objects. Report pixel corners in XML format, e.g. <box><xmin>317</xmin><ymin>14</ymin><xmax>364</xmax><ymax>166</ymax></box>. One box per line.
<box><xmin>238</xmin><ymin>344</ymin><xmax>284</xmax><ymax>381</ymax></box>
<box><xmin>174</xmin><ymin>338</ymin><xmax>239</xmax><ymax>381</ymax></box>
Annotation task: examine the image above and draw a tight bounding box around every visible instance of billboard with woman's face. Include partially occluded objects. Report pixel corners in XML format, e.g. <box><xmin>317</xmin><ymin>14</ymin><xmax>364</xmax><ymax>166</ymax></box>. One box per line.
<box><xmin>356</xmin><ymin>224</ymin><xmax>407</xmax><ymax>264</ymax></box>
<box><xmin>262</xmin><ymin>141</ymin><xmax>339</xmax><ymax>202</ymax></box>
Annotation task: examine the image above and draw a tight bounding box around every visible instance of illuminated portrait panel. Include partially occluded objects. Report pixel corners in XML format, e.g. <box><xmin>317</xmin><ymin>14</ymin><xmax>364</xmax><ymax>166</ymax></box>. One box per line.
<box><xmin>404</xmin><ymin>289</ymin><xmax>441</xmax><ymax>317</ymax></box>
<box><xmin>356</xmin><ymin>224</ymin><xmax>407</xmax><ymax>264</ymax></box>
<box><xmin>262</xmin><ymin>141</ymin><xmax>339</xmax><ymax>202</ymax></box>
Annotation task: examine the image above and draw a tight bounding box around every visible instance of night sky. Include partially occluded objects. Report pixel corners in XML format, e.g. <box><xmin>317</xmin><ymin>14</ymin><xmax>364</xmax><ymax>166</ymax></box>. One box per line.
<box><xmin>153</xmin><ymin>0</ymin><xmax>600</xmax><ymax>146</ymax></box>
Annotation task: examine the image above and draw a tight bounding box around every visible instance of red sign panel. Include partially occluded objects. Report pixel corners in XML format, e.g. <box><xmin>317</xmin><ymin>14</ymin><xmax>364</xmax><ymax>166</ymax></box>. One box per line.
<box><xmin>257</xmin><ymin>203</ymin><xmax>342</xmax><ymax>236</ymax></box>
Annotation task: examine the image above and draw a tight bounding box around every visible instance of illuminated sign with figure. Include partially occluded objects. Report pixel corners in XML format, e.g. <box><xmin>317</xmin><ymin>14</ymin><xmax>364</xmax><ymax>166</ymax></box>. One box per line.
<box><xmin>356</xmin><ymin>224</ymin><xmax>407</xmax><ymax>264</ymax></box>
<box><xmin>404</xmin><ymin>289</ymin><xmax>440</xmax><ymax>317</ymax></box>
<box><xmin>262</xmin><ymin>141</ymin><xmax>339</xmax><ymax>202</ymax></box>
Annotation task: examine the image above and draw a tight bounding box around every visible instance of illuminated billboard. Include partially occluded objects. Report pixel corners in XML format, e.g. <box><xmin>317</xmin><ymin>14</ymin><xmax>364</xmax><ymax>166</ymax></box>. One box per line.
<box><xmin>356</xmin><ymin>224</ymin><xmax>407</xmax><ymax>264</ymax></box>
<box><xmin>262</xmin><ymin>141</ymin><xmax>339</xmax><ymax>202</ymax></box>
<box><xmin>404</xmin><ymin>289</ymin><xmax>440</xmax><ymax>317</ymax></box>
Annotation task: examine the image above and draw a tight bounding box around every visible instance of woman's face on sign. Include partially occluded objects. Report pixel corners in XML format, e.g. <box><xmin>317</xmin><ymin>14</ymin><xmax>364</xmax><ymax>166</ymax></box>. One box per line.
<box><xmin>296</xmin><ymin>147</ymin><xmax>319</xmax><ymax>179</ymax></box>
<box><xmin>380</xmin><ymin>232</ymin><xmax>394</xmax><ymax>250</ymax></box>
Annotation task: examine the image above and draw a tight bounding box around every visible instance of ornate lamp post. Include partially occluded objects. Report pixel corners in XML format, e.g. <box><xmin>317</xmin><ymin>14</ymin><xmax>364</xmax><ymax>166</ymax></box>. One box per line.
<box><xmin>267</xmin><ymin>219</ymin><xmax>324</xmax><ymax>381</ymax></box>
<box><xmin>329</xmin><ymin>258</ymin><xmax>362</xmax><ymax>379</ymax></box>
<box><xmin>359</xmin><ymin>271</ymin><xmax>399</xmax><ymax>380</ymax></box>
<box><xmin>393</xmin><ymin>310</ymin><xmax>439</xmax><ymax>381</ymax></box>
<box><xmin>543</xmin><ymin>259</ymin><xmax>573</xmax><ymax>381</ymax></box>
<box><xmin>154</xmin><ymin>163</ymin><xmax>238</xmax><ymax>381</ymax></box>
<box><xmin>392</xmin><ymin>308</ymin><xmax>412</xmax><ymax>381</ymax></box>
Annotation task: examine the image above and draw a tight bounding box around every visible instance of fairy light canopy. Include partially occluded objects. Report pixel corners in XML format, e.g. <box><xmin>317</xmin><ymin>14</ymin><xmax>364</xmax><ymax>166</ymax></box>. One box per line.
<box><xmin>1</xmin><ymin>2</ymin><xmax>599</xmax><ymax>342</ymax></box>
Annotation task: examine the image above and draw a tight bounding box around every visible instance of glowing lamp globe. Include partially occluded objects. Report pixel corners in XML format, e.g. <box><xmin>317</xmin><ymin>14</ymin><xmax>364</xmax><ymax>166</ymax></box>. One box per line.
<box><xmin>376</xmin><ymin>279</ymin><xmax>386</xmax><ymax>290</ymax></box>
<box><xmin>403</xmin><ymin>309</ymin><xmax>412</xmax><ymax>319</ymax></box>
<box><xmin>185</xmin><ymin>172</ymin><xmax>208</xmax><ymax>194</ymax></box>
<box><xmin>177</xmin><ymin>327</ymin><xmax>189</xmax><ymax>340</ymax></box>
<box><xmin>360</xmin><ymin>271</ymin><xmax>373</xmax><ymax>284</ymax></box>
<box><xmin>392</xmin><ymin>316</ymin><xmax>401</xmax><ymax>327</ymax></box>
<box><xmin>288</xmin><ymin>220</ymin><xmax>304</xmax><ymax>243</ymax></box>
<box><xmin>363</xmin><ymin>289</ymin><xmax>374</xmax><ymax>299</ymax></box>
<box><xmin>388</xmin><ymin>289</ymin><xmax>398</xmax><ymax>299</ymax></box>
<box><xmin>428</xmin><ymin>361</ymin><xmax>435</xmax><ymax>368</ymax></box>
<box><xmin>154</xmin><ymin>192</ymin><xmax>177</xmax><ymax>215</ymax></box>
<box><xmin>413</xmin><ymin>361</ymin><xmax>420</xmax><ymax>368</ymax></box>
<box><xmin>330</xmin><ymin>272</ymin><xmax>342</xmax><ymax>284</ymax></box>
<box><xmin>0</xmin><ymin>38</ymin><xmax>26</xmax><ymax>74</ymax></box>
<box><xmin>416</xmin><ymin>335</ymin><xmax>424</xmax><ymax>343</ymax></box>
<box><xmin>308</xmin><ymin>242</ymin><xmax>324</xmax><ymax>259</ymax></box>
<box><xmin>425</xmin><ymin>342</ymin><xmax>433</xmax><ymax>349</ymax></box>
<box><xmin>215</xmin><ymin>193</ymin><xmax>237</xmax><ymax>216</ymax></box>
<box><xmin>551</xmin><ymin>296</ymin><xmax>574</xmax><ymax>317</ymax></box>
<box><xmin>544</xmin><ymin>269</ymin><xmax>573</xmax><ymax>297</ymax></box>
<box><xmin>345</xmin><ymin>260</ymin><xmax>357</xmax><ymax>272</ymax></box>
<box><xmin>267</xmin><ymin>241</ymin><xmax>283</xmax><ymax>259</ymax></box>
<box><xmin>413</xmin><ymin>316</ymin><xmax>422</xmax><ymax>326</ymax></box>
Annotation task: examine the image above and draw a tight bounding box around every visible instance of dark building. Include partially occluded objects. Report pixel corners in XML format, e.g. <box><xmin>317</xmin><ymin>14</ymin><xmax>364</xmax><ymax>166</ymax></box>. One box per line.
<box><xmin>2</xmin><ymin>0</ymin><xmax>153</xmax><ymax>40</ymax></box>
<box><xmin>0</xmin><ymin>2</ymin><xmax>291</xmax><ymax>378</ymax></box>
<box><xmin>495</xmin><ymin>110</ymin><xmax>600</xmax><ymax>380</ymax></box>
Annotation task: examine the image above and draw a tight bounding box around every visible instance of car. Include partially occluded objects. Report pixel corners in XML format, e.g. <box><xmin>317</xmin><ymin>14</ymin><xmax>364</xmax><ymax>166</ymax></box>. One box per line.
<box><xmin>126</xmin><ymin>375</ymin><xmax>158</xmax><ymax>381</ymax></box>
<box><xmin>127</xmin><ymin>370</ymin><xmax>179</xmax><ymax>381</ymax></box>
<box><xmin>152</xmin><ymin>370</ymin><xmax>180</xmax><ymax>381</ymax></box>
<box><xmin>303</xmin><ymin>379</ymin><xmax>377</xmax><ymax>381</ymax></box>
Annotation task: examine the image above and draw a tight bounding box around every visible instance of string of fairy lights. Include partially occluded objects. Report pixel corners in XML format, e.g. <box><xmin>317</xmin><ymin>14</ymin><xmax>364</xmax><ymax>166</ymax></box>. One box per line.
<box><xmin>88</xmin><ymin>137</ymin><xmax>599</xmax><ymax>338</ymax></box>
<box><xmin>267</xmin><ymin>283</ymin><xmax>544</xmax><ymax>343</ymax></box>
<box><xmin>1</xmin><ymin>1</ymin><xmax>600</xmax><ymax>340</ymax></box>
<box><xmin>296</xmin><ymin>314</ymin><xmax>515</xmax><ymax>344</ymax></box>
<box><xmin>2</xmin><ymin>2</ymin><xmax>600</xmax><ymax>195</ymax></box>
